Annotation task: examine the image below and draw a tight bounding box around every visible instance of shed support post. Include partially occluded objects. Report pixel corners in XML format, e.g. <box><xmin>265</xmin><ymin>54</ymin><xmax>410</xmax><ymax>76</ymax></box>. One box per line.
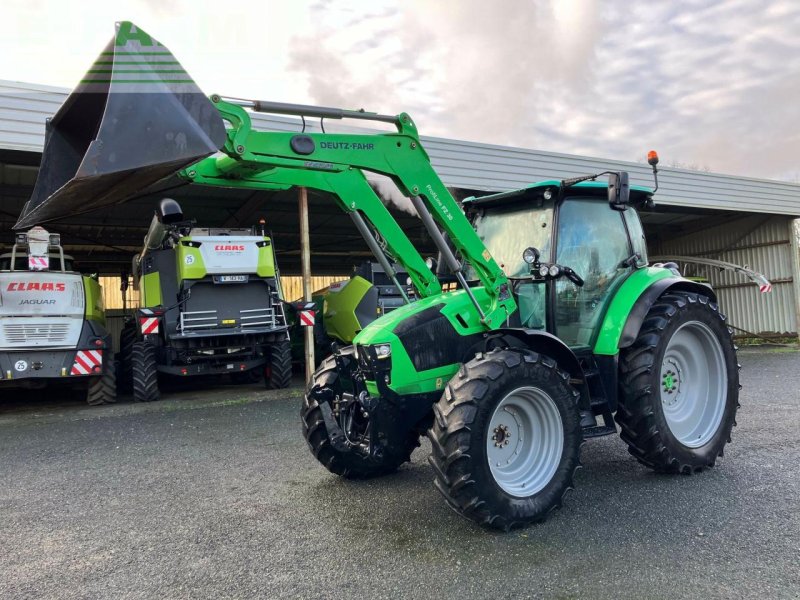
<box><xmin>789</xmin><ymin>218</ymin><xmax>800</xmax><ymax>335</ymax></box>
<box><xmin>299</xmin><ymin>186</ymin><xmax>315</xmax><ymax>383</ymax></box>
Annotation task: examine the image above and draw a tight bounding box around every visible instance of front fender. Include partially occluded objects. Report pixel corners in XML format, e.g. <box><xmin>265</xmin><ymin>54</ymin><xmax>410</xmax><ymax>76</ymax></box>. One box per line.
<box><xmin>493</xmin><ymin>328</ymin><xmax>590</xmax><ymax>411</ymax></box>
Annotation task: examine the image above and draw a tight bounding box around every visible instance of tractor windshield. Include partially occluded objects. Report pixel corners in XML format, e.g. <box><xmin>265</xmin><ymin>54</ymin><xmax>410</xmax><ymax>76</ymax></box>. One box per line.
<box><xmin>468</xmin><ymin>200</ymin><xmax>554</xmax><ymax>278</ymax></box>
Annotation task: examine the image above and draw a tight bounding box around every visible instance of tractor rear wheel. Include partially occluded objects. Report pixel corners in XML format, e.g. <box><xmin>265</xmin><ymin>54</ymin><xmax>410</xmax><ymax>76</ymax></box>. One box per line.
<box><xmin>301</xmin><ymin>351</ymin><xmax>420</xmax><ymax>479</ymax></box>
<box><xmin>266</xmin><ymin>339</ymin><xmax>292</xmax><ymax>389</ymax></box>
<box><xmin>132</xmin><ymin>341</ymin><xmax>160</xmax><ymax>402</ymax></box>
<box><xmin>86</xmin><ymin>363</ymin><xmax>117</xmax><ymax>406</ymax></box>
<box><xmin>428</xmin><ymin>348</ymin><xmax>582</xmax><ymax>530</ymax></box>
<box><xmin>617</xmin><ymin>291</ymin><xmax>739</xmax><ymax>473</ymax></box>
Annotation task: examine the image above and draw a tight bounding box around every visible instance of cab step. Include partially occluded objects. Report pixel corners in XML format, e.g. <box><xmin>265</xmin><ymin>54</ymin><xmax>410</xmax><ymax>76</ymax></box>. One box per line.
<box><xmin>582</xmin><ymin>424</ymin><xmax>617</xmax><ymax>438</ymax></box>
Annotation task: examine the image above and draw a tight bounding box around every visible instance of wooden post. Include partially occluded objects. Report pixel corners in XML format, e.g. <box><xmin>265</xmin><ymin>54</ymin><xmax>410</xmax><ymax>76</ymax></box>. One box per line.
<box><xmin>298</xmin><ymin>187</ymin><xmax>315</xmax><ymax>383</ymax></box>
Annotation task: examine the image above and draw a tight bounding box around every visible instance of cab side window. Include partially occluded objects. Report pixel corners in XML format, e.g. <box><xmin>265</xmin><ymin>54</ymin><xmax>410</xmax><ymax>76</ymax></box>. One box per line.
<box><xmin>554</xmin><ymin>199</ymin><xmax>633</xmax><ymax>347</ymax></box>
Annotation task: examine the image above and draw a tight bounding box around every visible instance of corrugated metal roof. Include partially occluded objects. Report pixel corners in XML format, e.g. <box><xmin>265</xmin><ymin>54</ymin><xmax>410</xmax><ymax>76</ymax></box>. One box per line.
<box><xmin>2</xmin><ymin>80</ymin><xmax>800</xmax><ymax>215</ymax></box>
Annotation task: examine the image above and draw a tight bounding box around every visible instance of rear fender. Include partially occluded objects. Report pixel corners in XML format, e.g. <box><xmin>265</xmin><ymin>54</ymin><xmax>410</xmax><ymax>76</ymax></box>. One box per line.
<box><xmin>619</xmin><ymin>278</ymin><xmax>718</xmax><ymax>349</ymax></box>
<box><xmin>492</xmin><ymin>328</ymin><xmax>590</xmax><ymax>411</ymax></box>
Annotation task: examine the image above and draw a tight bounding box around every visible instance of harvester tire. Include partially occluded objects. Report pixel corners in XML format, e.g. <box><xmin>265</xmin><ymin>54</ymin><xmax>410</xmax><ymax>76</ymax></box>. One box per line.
<box><xmin>132</xmin><ymin>341</ymin><xmax>160</xmax><ymax>402</ymax></box>
<box><xmin>428</xmin><ymin>348</ymin><xmax>582</xmax><ymax>531</ymax></box>
<box><xmin>116</xmin><ymin>323</ymin><xmax>136</xmax><ymax>392</ymax></box>
<box><xmin>301</xmin><ymin>351</ymin><xmax>419</xmax><ymax>479</ymax></box>
<box><xmin>86</xmin><ymin>363</ymin><xmax>117</xmax><ymax>406</ymax></box>
<box><xmin>266</xmin><ymin>339</ymin><xmax>292</xmax><ymax>389</ymax></box>
<box><xmin>617</xmin><ymin>291</ymin><xmax>739</xmax><ymax>474</ymax></box>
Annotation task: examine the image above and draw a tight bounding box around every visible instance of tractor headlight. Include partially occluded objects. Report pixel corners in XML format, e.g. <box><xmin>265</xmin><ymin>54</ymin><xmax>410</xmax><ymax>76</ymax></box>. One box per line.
<box><xmin>548</xmin><ymin>265</ymin><xmax>560</xmax><ymax>277</ymax></box>
<box><xmin>538</xmin><ymin>265</ymin><xmax>549</xmax><ymax>277</ymax></box>
<box><xmin>375</xmin><ymin>343</ymin><xmax>392</xmax><ymax>359</ymax></box>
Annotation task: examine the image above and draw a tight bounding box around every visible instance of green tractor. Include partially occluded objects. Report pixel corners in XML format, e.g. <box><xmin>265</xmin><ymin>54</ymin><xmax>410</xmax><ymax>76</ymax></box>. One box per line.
<box><xmin>117</xmin><ymin>199</ymin><xmax>292</xmax><ymax>402</ymax></box>
<box><xmin>20</xmin><ymin>22</ymin><xmax>739</xmax><ymax>530</ymax></box>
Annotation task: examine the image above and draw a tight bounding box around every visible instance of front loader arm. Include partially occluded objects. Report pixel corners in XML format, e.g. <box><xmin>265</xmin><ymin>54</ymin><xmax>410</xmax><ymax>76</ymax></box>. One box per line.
<box><xmin>181</xmin><ymin>99</ymin><xmax>516</xmax><ymax>328</ymax></box>
<box><xmin>185</xmin><ymin>154</ymin><xmax>442</xmax><ymax>298</ymax></box>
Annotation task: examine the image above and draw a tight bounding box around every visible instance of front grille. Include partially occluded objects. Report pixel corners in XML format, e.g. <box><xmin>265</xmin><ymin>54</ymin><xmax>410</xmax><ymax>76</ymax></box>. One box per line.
<box><xmin>179</xmin><ymin>310</ymin><xmax>219</xmax><ymax>330</ymax></box>
<box><xmin>239</xmin><ymin>306</ymin><xmax>278</xmax><ymax>328</ymax></box>
<box><xmin>2</xmin><ymin>323</ymin><xmax>71</xmax><ymax>345</ymax></box>
<box><xmin>178</xmin><ymin>284</ymin><xmax>287</xmax><ymax>332</ymax></box>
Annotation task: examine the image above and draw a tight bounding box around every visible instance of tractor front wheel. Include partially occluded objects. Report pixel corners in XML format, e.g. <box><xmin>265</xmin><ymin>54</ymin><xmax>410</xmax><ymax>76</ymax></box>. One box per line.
<box><xmin>617</xmin><ymin>291</ymin><xmax>739</xmax><ymax>473</ymax></box>
<box><xmin>428</xmin><ymin>348</ymin><xmax>582</xmax><ymax>530</ymax></box>
<box><xmin>302</xmin><ymin>351</ymin><xmax>419</xmax><ymax>479</ymax></box>
<box><xmin>132</xmin><ymin>341</ymin><xmax>160</xmax><ymax>402</ymax></box>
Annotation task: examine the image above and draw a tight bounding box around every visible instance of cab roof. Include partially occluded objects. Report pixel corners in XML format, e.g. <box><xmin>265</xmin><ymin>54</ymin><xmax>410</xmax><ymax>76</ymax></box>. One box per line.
<box><xmin>463</xmin><ymin>179</ymin><xmax>653</xmax><ymax>206</ymax></box>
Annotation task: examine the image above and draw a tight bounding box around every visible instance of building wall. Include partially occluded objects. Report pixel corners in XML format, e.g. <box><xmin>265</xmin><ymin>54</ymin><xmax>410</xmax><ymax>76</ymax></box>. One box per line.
<box><xmin>652</xmin><ymin>215</ymin><xmax>796</xmax><ymax>335</ymax></box>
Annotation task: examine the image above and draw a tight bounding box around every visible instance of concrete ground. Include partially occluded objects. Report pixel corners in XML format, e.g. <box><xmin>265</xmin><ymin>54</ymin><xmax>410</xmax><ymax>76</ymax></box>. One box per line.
<box><xmin>1</xmin><ymin>348</ymin><xmax>798</xmax><ymax>600</ymax></box>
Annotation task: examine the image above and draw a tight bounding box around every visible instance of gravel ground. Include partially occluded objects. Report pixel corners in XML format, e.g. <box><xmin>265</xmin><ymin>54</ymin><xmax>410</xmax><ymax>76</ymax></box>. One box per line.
<box><xmin>1</xmin><ymin>348</ymin><xmax>798</xmax><ymax>600</ymax></box>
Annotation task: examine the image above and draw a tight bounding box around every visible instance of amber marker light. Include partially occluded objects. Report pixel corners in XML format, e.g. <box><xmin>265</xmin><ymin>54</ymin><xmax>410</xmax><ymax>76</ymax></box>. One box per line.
<box><xmin>647</xmin><ymin>150</ymin><xmax>659</xmax><ymax>166</ymax></box>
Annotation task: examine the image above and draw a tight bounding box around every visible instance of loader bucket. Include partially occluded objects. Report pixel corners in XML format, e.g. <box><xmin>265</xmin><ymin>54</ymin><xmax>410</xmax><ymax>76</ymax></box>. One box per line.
<box><xmin>15</xmin><ymin>21</ymin><xmax>227</xmax><ymax>229</ymax></box>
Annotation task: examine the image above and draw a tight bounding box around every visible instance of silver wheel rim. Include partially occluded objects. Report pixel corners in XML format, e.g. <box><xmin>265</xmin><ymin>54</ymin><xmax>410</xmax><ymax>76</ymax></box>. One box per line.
<box><xmin>487</xmin><ymin>386</ymin><xmax>564</xmax><ymax>497</ymax></box>
<box><xmin>660</xmin><ymin>320</ymin><xmax>727</xmax><ymax>448</ymax></box>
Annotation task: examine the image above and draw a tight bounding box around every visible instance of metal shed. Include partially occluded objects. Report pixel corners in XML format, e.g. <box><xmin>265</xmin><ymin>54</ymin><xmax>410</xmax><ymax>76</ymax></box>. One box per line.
<box><xmin>1</xmin><ymin>80</ymin><xmax>799</xmax><ymax>336</ymax></box>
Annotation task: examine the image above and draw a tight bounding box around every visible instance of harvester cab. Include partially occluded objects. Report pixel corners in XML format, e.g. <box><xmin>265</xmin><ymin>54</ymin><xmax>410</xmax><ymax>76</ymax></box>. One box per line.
<box><xmin>0</xmin><ymin>227</ymin><xmax>115</xmax><ymax>404</ymax></box>
<box><xmin>117</xmin><ymin>198</ymin><xmax>291</xmax><ymax>402</ymax></box>
<box><xmin>22</xmin><ymin>21</ymin><xmax>740</xmax><ymax>530</ymax></box>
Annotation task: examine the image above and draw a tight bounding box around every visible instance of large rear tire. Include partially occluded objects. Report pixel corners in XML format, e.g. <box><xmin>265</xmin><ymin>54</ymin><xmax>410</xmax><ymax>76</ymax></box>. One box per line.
<box><xmin>266</xmin><ymin>339</ymin><xmax>292</xmax><ymax>389</ymax></box>
<box><xmin>617</xmin><ymin>291</ymin><xmax>739</xmax><ymax>473</ymax></box>
<box><xmin>428</xmin><ymin>348</ymin><xmax>582</xmax><ymax>530</ymax></box>
<box><xmin>132</xmin><ymin>341</ymin><xmax>160</xmax><ymax>403</ymax></box>
<box><xmin>301</xmin><ymin>351</ymin><xmax>419</xmax><ymax>479</ymax></box>
<box><xmin>86</xmin><ymin>363</ymin><xmax>117</xmax><ymax>406</ymax></box>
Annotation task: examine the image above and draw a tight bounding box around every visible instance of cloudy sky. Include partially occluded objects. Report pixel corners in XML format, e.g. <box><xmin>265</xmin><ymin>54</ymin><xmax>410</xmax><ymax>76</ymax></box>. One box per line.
<box><xmin>3</xmin><ymin>0</ymin><xmax>799</xmax><ymax>181</ymax></box>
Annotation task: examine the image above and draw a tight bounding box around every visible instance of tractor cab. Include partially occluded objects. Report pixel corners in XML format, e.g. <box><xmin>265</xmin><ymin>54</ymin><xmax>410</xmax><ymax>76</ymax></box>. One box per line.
<box><xmin>465</xmin><ymin>177</ymin><xmax>651</xmax><ymax>350</ymax></box>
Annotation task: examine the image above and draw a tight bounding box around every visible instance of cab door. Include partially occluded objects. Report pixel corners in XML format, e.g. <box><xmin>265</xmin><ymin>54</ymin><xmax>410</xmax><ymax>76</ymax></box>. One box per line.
<box><xmin>553</xmin><ymin>198</ymin><xmax>635</xmax><ymax>348</ymax></box>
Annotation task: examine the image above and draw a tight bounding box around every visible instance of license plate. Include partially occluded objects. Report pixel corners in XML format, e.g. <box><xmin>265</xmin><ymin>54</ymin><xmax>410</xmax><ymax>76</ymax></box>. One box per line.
<box><xmin>214</xmin><ymin>275</ymin><xmax>248</xmax><ymax>284</ymax></box>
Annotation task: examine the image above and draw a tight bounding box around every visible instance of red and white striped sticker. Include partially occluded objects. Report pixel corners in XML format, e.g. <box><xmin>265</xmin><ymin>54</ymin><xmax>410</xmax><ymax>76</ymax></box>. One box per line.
<box><xmin>299</xmin><ymin>310</ymin><xmax>315</xmax><ymax>327</ymax></box>
<box><xmin>71</xmin><ymin>350</ymin><xmax>103</xmax><ymax>375</ymax></box>
<box><xmin>28</xmin><ymin>256</ymin><xmax>48</xmax><ymax>270</ymax></box>
<box><xmin>140</xmin><ymin>317</ymin><xmax>159</xmax><ymax>334</ymax></box>
<box><xmin>759</xmin><ymin>283</ymin><xmax>773</xmax><ymax>293</ymax></box>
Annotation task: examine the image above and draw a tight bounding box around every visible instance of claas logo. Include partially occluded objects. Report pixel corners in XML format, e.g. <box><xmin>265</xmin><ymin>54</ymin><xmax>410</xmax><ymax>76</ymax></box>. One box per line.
<box><xmin>214</xmin><ymin>245</ymin><xmax>245</xmax><ymax>251</ymax></box>
<box><xmin>6</xmin><ymin>282</ymin><xmax>66</xmax><ymax>291</ymax></box>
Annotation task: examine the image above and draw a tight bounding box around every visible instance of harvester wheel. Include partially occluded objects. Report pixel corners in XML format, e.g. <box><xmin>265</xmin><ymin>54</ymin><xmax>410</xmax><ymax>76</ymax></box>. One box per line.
<box><xmin>428</xmin><ymin>348</ymin><xmax>582</xmax><ymax>530</ymax></box>
<box><xmin>302</xmin><ymin>350</ymin><xmax>419</xmax><ymax>479</ymax></box>
<box><xmin>132</xmin><ymin>341</ymin><xmax>160</xmax><ymax>402</ymax></box>
<box><xmin>116</xmin><ymin>323</ymin><xmax>136</xmax><ymax>392</ymax></box>
<box><xmin>617</xmin><ymin>291</ymin><xmax>739</xmax><ymax>473</ymax></box>
<box><xmin>266</xmin><ymin>339</ymin><xmax>292</xmax><ymax>389</ymax></box>
<box><xmin>86</xmin><ymin>362</ymin><xmax>117</xmax><ymax>406</ymax></box>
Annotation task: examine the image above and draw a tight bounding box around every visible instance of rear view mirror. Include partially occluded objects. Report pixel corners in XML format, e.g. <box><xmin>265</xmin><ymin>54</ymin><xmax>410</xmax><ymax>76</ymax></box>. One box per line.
<box><xmin>608</xmin><ymin>172</ymin><xmax>630</xmax><ymax>209</ymax></box>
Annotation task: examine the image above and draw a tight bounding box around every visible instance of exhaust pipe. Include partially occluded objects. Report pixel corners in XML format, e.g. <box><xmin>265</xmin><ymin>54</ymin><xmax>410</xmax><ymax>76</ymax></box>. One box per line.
<box><xmin>16</xmin><ymin>21</ymin><xmax>226</xmax><ymax>229</ymax></box>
